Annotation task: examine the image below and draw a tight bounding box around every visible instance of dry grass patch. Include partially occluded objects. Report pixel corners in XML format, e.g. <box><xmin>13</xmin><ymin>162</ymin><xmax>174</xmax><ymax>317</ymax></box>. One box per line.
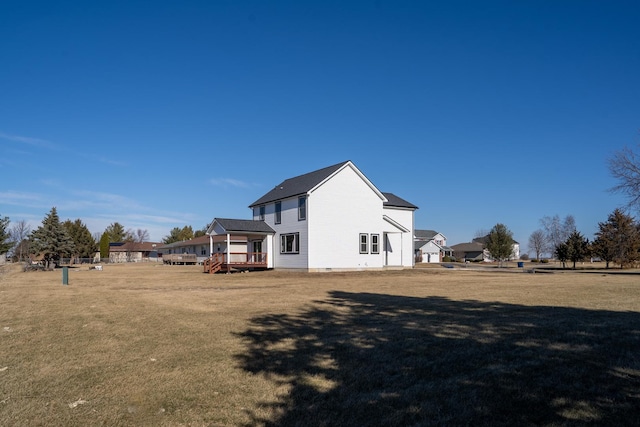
<box><xmin>1</xmin><ymin>263</ymin><xmax>639</xmax><ymax>426</ymax></box>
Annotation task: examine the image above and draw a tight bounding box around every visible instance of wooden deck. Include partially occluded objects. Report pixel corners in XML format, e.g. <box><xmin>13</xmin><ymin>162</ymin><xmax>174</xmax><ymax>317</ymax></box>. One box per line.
<box><xmin>203</xmin><ymin>252</ymin><xmax>268</xmax><ymax>274</ymax></box>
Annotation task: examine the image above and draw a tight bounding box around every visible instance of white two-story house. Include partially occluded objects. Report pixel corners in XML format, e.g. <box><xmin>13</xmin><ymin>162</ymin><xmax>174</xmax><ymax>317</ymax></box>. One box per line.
<box><xmin>205</xmin><ymin>160</ymin><xmax>418</xmax><ymax>272</ymax></box>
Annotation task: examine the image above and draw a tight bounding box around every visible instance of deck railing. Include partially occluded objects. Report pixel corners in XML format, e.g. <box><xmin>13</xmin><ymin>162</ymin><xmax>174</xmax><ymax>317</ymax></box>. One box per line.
<box><xmin>204</xmin><ymin>252</ymin><xmax>268</xmax><ymax>273</ymax></box>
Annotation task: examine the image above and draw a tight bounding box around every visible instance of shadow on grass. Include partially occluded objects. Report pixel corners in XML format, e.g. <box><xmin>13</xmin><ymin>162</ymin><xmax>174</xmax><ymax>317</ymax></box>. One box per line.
<box><xmin>235</xmin><ymin>291</ymin><xmax>640</xmax><ymax>426</ymax></box>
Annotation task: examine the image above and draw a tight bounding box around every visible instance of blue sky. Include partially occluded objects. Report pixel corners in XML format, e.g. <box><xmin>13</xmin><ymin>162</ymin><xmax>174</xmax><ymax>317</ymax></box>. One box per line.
<box><xmin>1</xmin><ymin>1</ymin><xmax>639</xmax><ymax>251</ymax></box>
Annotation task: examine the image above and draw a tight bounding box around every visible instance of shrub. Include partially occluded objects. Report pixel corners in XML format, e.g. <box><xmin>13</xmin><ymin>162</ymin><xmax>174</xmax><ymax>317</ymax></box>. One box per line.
<box><xmin>443</xmin><ymin>256</ymin><xmax>453</xmax><ymax>262</ymax></box>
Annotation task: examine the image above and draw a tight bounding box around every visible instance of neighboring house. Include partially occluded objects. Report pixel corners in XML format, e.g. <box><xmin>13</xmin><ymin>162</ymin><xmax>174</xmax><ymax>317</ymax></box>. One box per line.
<box><xmin>450</xmin><ymin>242</ymin><xmax>488</xmax><ymax>262</ymax></box>
<box><xmin>414</xmin><ymin>229</ymin><xmax>453</xmax><ymax>263</ymax></box>
<box><xmin>157</xmin><ymin>235</ymin><xmax>211</xmax><ymax>264</ymax></box>
<box><xmin>451</xmin><ymin>237</ymin><xmax>520</xmax><ymax>262</ymax></box>
<box><xmin>205</xmin><ymin>160</ymin><xmax>418</xmax><ymax>272</ymax></box>
<box><xmin>472</xmin><ymin>236</ymin><xmax>520</xmax><ymax>261</ymax></box>
<box><xmin>108</xmin><ymin>242</ymin><xmax>161</xmax><ymax>263</ymax></box>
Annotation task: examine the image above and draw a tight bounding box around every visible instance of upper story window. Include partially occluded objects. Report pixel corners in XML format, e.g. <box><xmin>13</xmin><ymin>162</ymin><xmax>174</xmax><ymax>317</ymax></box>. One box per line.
<box><xmin>275</xmin><ymin>201</ymin><xmax>282</xmax><ymax>224</ymax></box>
<box><xmin>298</xmin><ymin>196</ymin><xmax>306</xmax><ymax>221</ymax></box>
<box><xmin>259</xmin><ymin>205</ymin><xmax>265</xmax><ymax>221</ymax></box>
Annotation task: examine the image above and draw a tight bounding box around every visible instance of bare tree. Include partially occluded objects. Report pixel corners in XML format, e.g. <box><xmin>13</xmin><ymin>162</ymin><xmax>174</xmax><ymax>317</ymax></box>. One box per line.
<box><xmin>540</xmin><ymin>214</ymin><xmax>576</xmax><ymax>256</ymax></box>
<box><xmin>528</xmin><ymin>229</ymin><xmax>546</xmax><ymax>261</ymax></box>
<box><xmin>474</xmin><ymin>229</ymin><xmax>489</xmax><ymax>239</ymax></box>
<box><xmin>135</xmin><ymin>228</ymin><xmax>150</xmax><ymax>243</ymax></box>
<box><xmin>609</xmin><ymin>144</ymin><xmax>640</xmax><ymax>210</ymax></box>
<box><xmin>10</xmin><ymin>219</ymin><xmax>30</xmax><ymax>261</ymax></box>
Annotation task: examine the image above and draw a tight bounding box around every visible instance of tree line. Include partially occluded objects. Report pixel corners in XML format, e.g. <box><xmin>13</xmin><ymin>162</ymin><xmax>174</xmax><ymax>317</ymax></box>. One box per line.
<box><xmin>0</xmin><ymin>206</ymin><xmax>210</xmax><ymax>269</ymax></box>
<box><xmin>527</xmin><ymin>210</ymin><xmax>640</xmax><ymax>269</ymax></box>
<box><xmin>1</xmin><ymin>143</ymin><xmax>640</xmax><ymax>268</ymax></box>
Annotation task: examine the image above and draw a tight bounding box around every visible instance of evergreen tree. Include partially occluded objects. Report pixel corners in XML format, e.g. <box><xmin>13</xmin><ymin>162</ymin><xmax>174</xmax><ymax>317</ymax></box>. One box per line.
<box><xmin>565</xmin><ymin>230</ymin><xmax>590</xmax><ymax>269</ymax></box>
<box><xmin>104</xmin><ymin>222</ymin><xmax>127</xmax><ymax>242</ymax></box>
<box><xmin>30</xmin><ymin>207</ymin><xmax>75</xmax><ymax>269</ymax></box>
<box><xmin>163</xmin><ymin>226</ymin><xmax>194</xmax><ymax>244</ymax></box>
<box><xmin>592</xmin><ymin>224</ymin><xmax>616</xmax><ymax>269</ymax></box>
<box><xmin>593</xmin><ymin>209</ymin><xmax>640</xmax><ymax>269</ymax></box>
<box><xmin>63</xmin><ymin>219</ymin><xmax>97</xmax><ymax>261</ymax></box>
<box><xmin>0</xmin><ymin>215</ymin><xmax>12</xmax><ymax>255</ymax></box>
<box><xmin>555</xmin><ymin>242</ymin><xmax>569</xmax><ymax>269</ymax></box>
<box><xmin>99</xmin><ymin>232</ymin><xmax>110</xmax><ymax>260</ymax></box>
<box><xmin>485</xmin><ymin>223</ymin><xmax>515</xmax><ymax>267</ymax></box>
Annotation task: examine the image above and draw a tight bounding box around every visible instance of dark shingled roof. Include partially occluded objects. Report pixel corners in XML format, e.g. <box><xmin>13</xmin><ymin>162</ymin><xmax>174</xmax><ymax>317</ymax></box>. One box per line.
<box><xmin>415</xmin><ymin>229</ymin><xmax>439</xmax><ymax>240</ymax></box>
<box><xmin>249</xmin><ymin>161</ymin><xmax>418</xmax><ymax>210</ymax></box>
<box><xmin>214</xmin><ymin>218</ymin><xmax>275</xmax><ymax>234</ymax></box>
<box><xmin>382</xmin><ymin>192</ymin><xmax>419</xmax><ymax>210</ymax></box>
<box><xmin>249</xmin><ymin>161</ymin><xmax>350</xmax><ymax>207</ymax></box>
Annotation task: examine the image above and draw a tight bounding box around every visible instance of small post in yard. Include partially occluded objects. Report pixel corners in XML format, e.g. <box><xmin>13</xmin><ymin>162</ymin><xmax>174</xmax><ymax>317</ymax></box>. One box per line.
<box><xmin>62</xmin><ymin>266</ymin><xmax>69</xmax><ymax>285</ymax></box>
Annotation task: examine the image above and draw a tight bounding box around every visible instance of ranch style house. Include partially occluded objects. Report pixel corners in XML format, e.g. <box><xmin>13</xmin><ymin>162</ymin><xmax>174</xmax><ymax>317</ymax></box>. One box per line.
<box><xmin>203</xmin><ymin>160</ymin><xmax>418</xmax><ymax>273</ymax></box>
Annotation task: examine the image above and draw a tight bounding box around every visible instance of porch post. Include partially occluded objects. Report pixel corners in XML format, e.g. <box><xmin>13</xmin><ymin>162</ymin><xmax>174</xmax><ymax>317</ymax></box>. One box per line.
<box><xmin>226</xmin><ymin>233</ymin><xmax>231</xmax><ymax>273</ymax></box>
<box><xmin>209</xmin><ymin>234</ymin><xmax>213</xmax><ymax>257</ymax></box>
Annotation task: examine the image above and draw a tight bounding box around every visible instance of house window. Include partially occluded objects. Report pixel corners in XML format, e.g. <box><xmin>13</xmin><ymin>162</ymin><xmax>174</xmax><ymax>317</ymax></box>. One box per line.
<box><xmin>275</xmin><ymin>201</ymin><xmax>282</xmax><ymax>224</ymax></box>
<box><xmin>280</xmin><ymin>233</ymin><xmax>299</xmax><ymax>254</ymax></box>
<box><xmin>259</xmin><ymin>205</ymin><xmax>265</xmax><ymax>221</ymax></box>
<box><xmin>360</xmin><ymin>233</ymin><xmax>368</xmax><ymax>254</ymax></box>
<box><xmin>201</xmin><ymin>246</ymin><xmax>207</xmax><ymax>256</ymax></box>
<box><xmin>298</xmin><ymin>196</ymin><xmax>306</xmax><ymax>221</ymax></box>
<box><xmin>371</xmin><ymin>234</ymin><xmax>380</xmax><ymax>254</ymax></box>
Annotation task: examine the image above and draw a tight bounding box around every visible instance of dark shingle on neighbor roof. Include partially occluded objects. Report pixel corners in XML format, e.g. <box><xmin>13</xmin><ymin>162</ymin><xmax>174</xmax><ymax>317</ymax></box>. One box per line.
<box><xmin>415</xmin><ymin>229</ymin><xmax>438</xmax><ymax>240</ymax></box>
<box><xmin>214</xmin><ymin>218</ymin><xmax>275</xmax><ymax>233</ymax></box>
<box><xmin>382</xmin><ymin>192</ymin><xmax>418</xmax><ymax>210</ymax></box>
<box><xmin>249</xmin><ymin>161</ymin><xmax>350</xmax><ymax>207</ymax></box>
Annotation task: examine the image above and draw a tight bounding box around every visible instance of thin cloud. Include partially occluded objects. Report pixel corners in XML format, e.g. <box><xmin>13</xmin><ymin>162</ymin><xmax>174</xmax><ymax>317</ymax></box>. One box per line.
<box><xmin>0</xmin><ymin>131</ymin><xmax>56</xmax><ymax>149</ymax></box>
<box><xmin>208</xmin><ymin>178</ymin><xmax>253</xmax><ymax>188</ymax></box>
<box><xmin>69</xmin><ymin>190</ymin><xmax>145</xmax><ymax>211</ymax></box>
<box><xmin>97</xmin><ymin>156</ymin><xmax>128</xmax><ymax>167</ymax></box>
<box><xmin>0</xmin><ymin>191</ymin><xmax>46</xmax><ymax>208</ymax></box>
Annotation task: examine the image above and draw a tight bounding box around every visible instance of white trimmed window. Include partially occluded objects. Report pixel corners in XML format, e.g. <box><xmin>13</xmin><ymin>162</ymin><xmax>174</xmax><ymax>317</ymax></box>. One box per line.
<box><xmin>298</xmin><ymin>196</ymin><xmax>306</xmax><ymax>221</ymax></box>
<box><xmin>371</xmin><ymin>234</ymin><xmax>380</xmax><ymax>254</ymax></box>
<box><xmin>281</xmin><ymin>233</ymin><xmax>299</xmax><ymax>254</ymax></box>
<box><xmin>259</xmin><ymin>205</ymin><xmax>265</xmax><ymax>221</ymax></box>
<box><xmin>275</xmin><ymin>201</ymin><xmax>282</xmax><ymax>224</ymax></box>
<box><xmin>360</xmin><ymin>233</ymin><xmax>368</xmax><ymax>254</ymax></box>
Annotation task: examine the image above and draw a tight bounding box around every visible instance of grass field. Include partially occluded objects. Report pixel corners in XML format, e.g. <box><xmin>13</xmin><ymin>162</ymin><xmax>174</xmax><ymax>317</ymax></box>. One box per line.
<box><xmin>1</xmin><ymin>262</ymin><xmax>639</xmax><ymax>426</ymax></box>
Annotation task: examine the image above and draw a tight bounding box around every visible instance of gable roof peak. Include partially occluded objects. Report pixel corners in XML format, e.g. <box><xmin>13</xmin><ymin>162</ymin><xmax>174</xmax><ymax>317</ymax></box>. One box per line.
<box><xmin>249</xmin><ymin>160</ymin><xmax>354</xmax><ymax>207</ymax></box>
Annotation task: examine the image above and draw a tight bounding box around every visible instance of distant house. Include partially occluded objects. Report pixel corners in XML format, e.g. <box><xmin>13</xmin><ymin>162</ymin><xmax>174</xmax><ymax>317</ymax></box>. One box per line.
<box><xmin>414</xmin><ymin>229</ymin><xmax>453</xmax><ymax>263</ymax></box>
<box><xmin>205</xmin><ymin>160</ymin><xmax>418</xmax><ymax>272</ymax></box>
<box><xmin>108</xmin><ymin>242</ymin><xmax>161</xmax><ymax>263</ymax></box>
<box><xmin>451</xmin><ymin>236</ymin><xmax>520</xmax><ymax>262</ymax></box>
<box><xmin>450</xmin><ymin>242</ymin><xmax>488</xmax><ymax>262</ymax></box>
<box><xmin>157</xmin><ymin>235</ymin><xmax>211</xmax><ymax>264</ymax></box>
<box><xmin>472</xmin><ymin>235</ymin><xmax>520</xmax><ymax>261</ymax></box>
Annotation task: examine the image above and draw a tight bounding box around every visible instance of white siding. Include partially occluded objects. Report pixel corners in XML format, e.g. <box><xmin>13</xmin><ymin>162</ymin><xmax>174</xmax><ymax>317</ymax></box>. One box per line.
<box><xmin>308</xmin><ymin>165</ymin><xmax>385</xmax><ymax>270</ymax></box>
<box><xmin>383</xmin><ymin>206</ymin><xmax>415</xmax><ymax>267</ymax></box>
<box><xmin>384</xmin><ymin>233</ymin><xmax>403</xmax><ymax>266</ymax></box>
<box><xmin>418</xmin><ymin>241</ymin><xmax>440</xmax><ymax>263</ymax></box>
<box><xmin>261</xmin><ymin>196</ymin><xmax>309</xmax><ymax>270</ymax></box>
